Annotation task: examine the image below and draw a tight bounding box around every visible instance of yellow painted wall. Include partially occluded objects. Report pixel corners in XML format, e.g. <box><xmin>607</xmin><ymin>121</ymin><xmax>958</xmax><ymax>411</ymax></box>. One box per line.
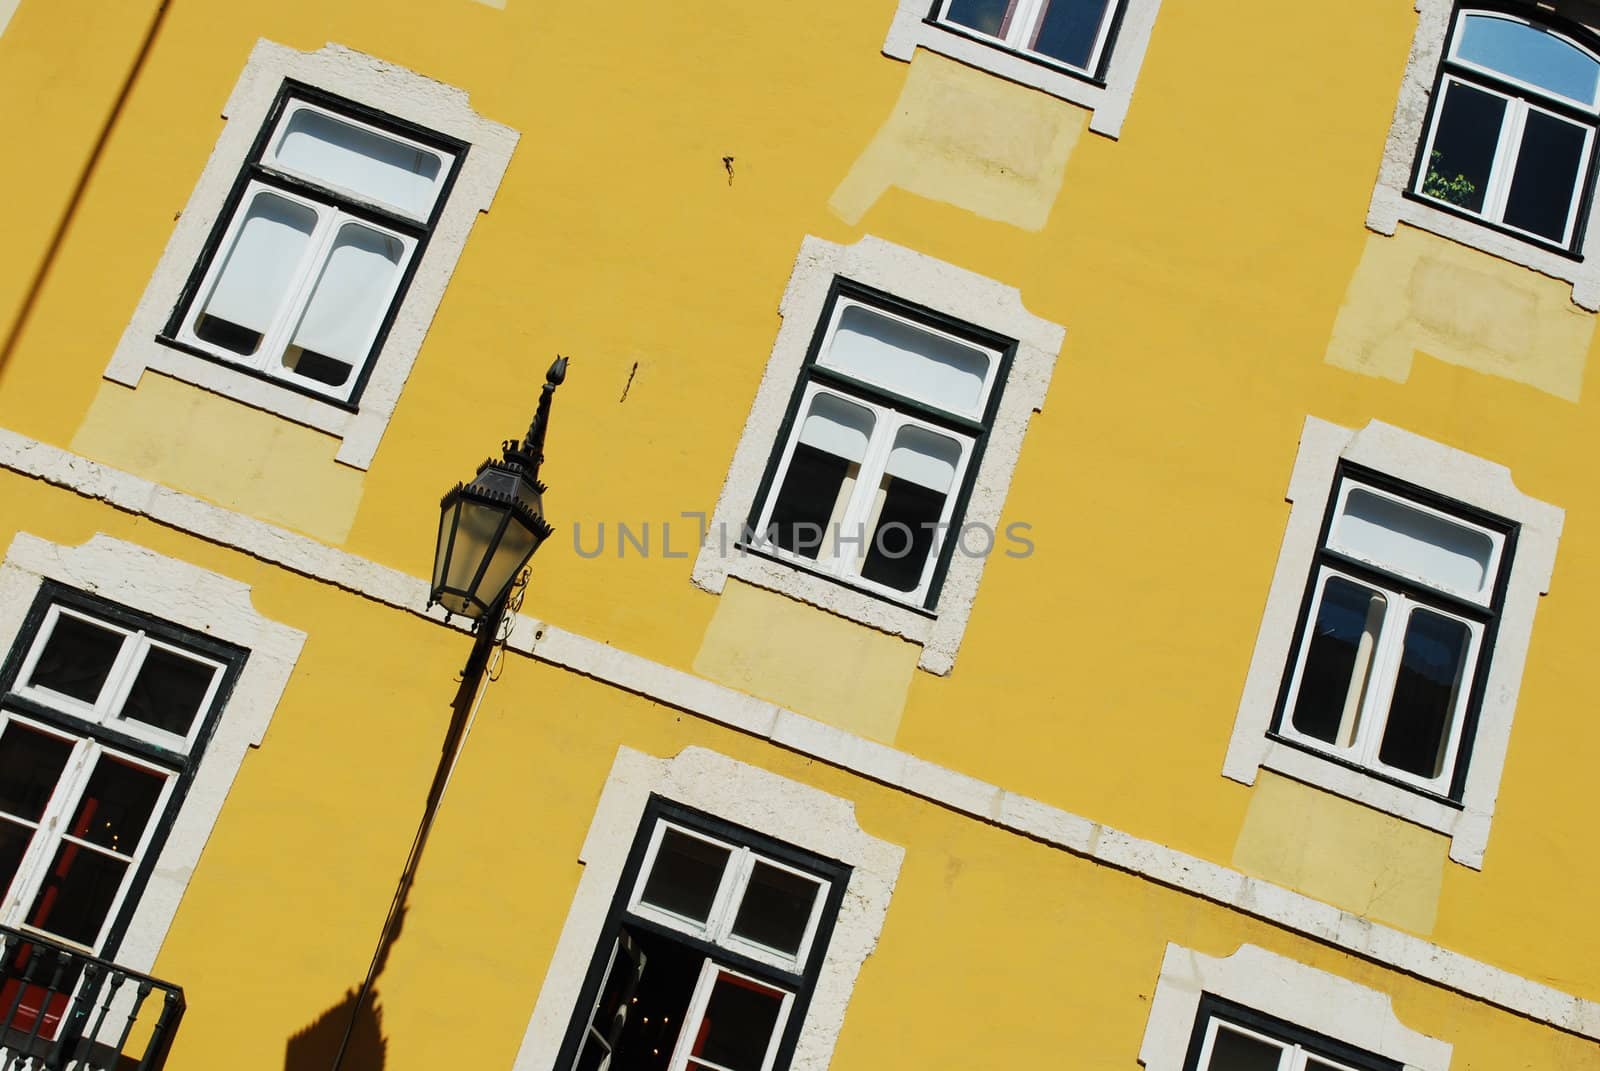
<box><xmin>2</xmin><ymin>0</ymin><xmax>1600</xmax><ymax>1062</ymax></box>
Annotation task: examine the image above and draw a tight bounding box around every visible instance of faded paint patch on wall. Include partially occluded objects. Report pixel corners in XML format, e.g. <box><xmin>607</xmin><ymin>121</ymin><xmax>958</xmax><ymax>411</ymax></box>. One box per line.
<box><xmin>694</xmin><ymin>577</ymin><xmax>918</xmax><ymax>743</ymax></box>
<box><xmin>71</xmin><ymin>374</ymin><xmax>364</xmax><ymax>544</ymax></box>
<box><xmin>1233</xmin><ymin>770</ymin><xmax>1446</xmax><ymax>935</ymax></box>
<box><xmin>1328</xmin><ymin>227</ymin><xmax>1594</xmax><ymax>401</ymax></box>
<box><xmin>829</xmin><ymin>50</ymin><xmax>1085</xmax><ymax>230</ymax></box>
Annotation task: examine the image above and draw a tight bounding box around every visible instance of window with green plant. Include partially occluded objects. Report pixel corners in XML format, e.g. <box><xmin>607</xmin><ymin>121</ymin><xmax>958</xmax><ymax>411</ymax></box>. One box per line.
<box><xmin>1412</xmin><ymin>8</ymin><xmax>1600</xmax><ymax>249</ymax></box>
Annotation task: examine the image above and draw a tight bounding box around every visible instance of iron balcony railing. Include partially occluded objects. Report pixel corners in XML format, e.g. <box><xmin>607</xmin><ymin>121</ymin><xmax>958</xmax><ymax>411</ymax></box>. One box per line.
<box><xmin>0</xmin><ymin>924</ymin><xmax>185</xmax><ymax>1071</ymax></box>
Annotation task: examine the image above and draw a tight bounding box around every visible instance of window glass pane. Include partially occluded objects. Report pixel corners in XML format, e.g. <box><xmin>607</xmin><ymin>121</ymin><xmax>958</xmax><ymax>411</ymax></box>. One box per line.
<box><xmin>1379</xmin><ymin>609</ymin><xmax>1471</xmax><ymax>780</ymax></box>
<box><xmin>769</xmin><ymin>394</ymin><xmax>875</xmax><ymax>560</ymax></box>
<box><xmin>861</xmin><ymin>425</ymin><xmax>963</xmax><ymax>593</ymax></box>
<box><xmin>196</xmin><ymin>191</ymin><xmax>318</xmax><ymax>355</ymax></box>
<box><xmin>1420</xmin><ymin>82</ymin><xmax>1506</xmax><ymax>214</ymax></box>
<box><xmin>284</xmin><ymin>222</ymin><xmax>406</xmax><ymax>389</ymax></box>
<box><xmin>274</xmin><ymin>105</ymin><xmax>445</xmax><ymax>218</ymax></box>
<box><xmin>730</xmin><ymin>862</ymin><xmax>821</xmax><ymax>957</ymax></box>
<box><xmin>121</xmin><ymin>645</ymin><xmax>216</xmax><ymax>739</ymax></box>
<box><xmin>1502</xmin><ymin>110</ymin><xmax>1587</xmax><ymax>243</ymax></box>
<box><xmin>1334</xmin><ymin>488</ymin><xmax>1495</xmax><ymax>596</ymax></box>
<box><xmin>823</xmin><ymin>305</ymin><xmax>991</xmax><ymax>417</ymax></box>
<box><xmin>688</xmin><ymin>972</ymin><xmax>786</xmax><ymax>1071</ymax></box>
<box><xmin>67</xmin><ymin>756</ymin><xmax>166</xmax><ymax>855</ymax></box>
<box><xmin>0</xmin><ymin>724</ymin><xmax>72</xmax><ymax>823</ymax></box>
<box><xmin>1290</xmin><ymin>576</ymin><xmax>1386</xmax><ymax>748</ymax></box>
<box><xmin>943</xmin><ymin>0</ymin><xmax>1018</xmax><ymax>39</ymax></box>
<box><xmin>592</xmin><ymin>926</ymin><xmax>701</xmax><ymax>1070</ymax></box>
<box><xmin>1204</xmin><ymin>1025</ymin><xmax>1285</xmax><ymax>1071</ymax></box>
<box><xmin>0</xmin><ymin>820</ymin><xmax>33</xmax><ymax>900</ymax></box>
<box><xmin>1030</xmin><ymin>0</ymin><xmax>1114</xmax><ymax>70</ymax></box>
<box><xmin>25</xmin><ymin>843</ymin><xmax>128</xmax><ymax>948</ymax></box>
<box><xmin>27</xmin><ymin>614</ymin><xmax>123</xmax><ymax>706</ymax></box>
<box><xmin>640</xmin><ymin>828</ymin><xmax>731</xmax><ymax>925</ymax></box>
<box><xmin>1457</xmin><ymin>14</ymin><xmax>1600</xmax><ymax>107</ymax></box>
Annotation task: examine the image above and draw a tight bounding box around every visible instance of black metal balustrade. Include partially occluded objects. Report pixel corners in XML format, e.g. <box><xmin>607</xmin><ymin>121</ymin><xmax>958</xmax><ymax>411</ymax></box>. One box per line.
<box><xmin>0</xmin><ymin>925</ymin><xmax>184</xmax><ymax>1070</ymax></box>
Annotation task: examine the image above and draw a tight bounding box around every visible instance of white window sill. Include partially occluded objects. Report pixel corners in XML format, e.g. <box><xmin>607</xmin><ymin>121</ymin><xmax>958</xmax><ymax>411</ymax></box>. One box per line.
<box><xmin>880</xmin><ymin>0</ymin><xmax>1165</xmax><ymax>138</ymax></box>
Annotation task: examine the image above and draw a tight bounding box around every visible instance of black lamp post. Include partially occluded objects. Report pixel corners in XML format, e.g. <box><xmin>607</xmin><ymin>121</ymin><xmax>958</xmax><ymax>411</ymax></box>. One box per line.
<box><xmin>430</xmin><ymin>356</ymin><xmax>568</xmax><ymax>625</ymax></box>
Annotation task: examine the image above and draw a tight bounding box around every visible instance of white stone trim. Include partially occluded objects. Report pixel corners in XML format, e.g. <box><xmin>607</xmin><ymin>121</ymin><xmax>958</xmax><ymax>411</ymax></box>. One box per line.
<box><xmin>104</xmin><ymin>39</ymin><xmax>519</xmax><ymax>469</ymax></box>
<box><xmin>881</xmin><ymin>0</ymin><xmax>1163</xmax><ymax>138</ymax></box>
<box><xmin>1365</xmin><ymin>0</ymin><xmax>1600</xmax><ymax>309</ymax></box>
<box><xmin>0</xmin><ymin>532</ymin><xmax>305</xmax><ymax>976</ymax></box>
<box><xmin>1222</xmin><ymin>417</ymin><xmax>1562</xmax><ymax>869</ymax></box>
<box><xmin>1139</xmin><ymin>943</ymin><xmax>1452</xmax><ymax>1071</ymax></box>
<box><xmin>1</xmin><ymin>429</ymin><xmax>1597</xmax><ymax>1039</ymax></box>
<box><xmin>689</xmin><ymin>235</ymin><xmax>1064</xmax><ymax>675</ymax></box>
<box><xmin>510</xmin><ymin>746</ymin><xmax>904</xmax><ymax>1071</ymax></box>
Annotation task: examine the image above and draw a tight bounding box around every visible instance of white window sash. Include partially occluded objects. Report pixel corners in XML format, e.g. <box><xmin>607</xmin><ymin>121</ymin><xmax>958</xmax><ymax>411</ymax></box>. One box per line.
<box><xmin>175</xmin><ymin>180</ymin><xmax>417</xmax><ymax>402</ymax></box>
<box><xmin>814</xmin><ymin>296</ymin><xmax>1001</xmax><ymax>422</ymax></box>
<box><xmin>1326</xmin><ymin>478</ymin><xmax>1506</xmax><ymax>607</ymax></box>
<box><xmin>14</xmin><ymin>606</ymin><xmax>226</xmax><ymax>755</ymax></box>
<box><xmin>1279</xmin><ymin>565</ymin><xmax>1483</xmax><ymax>795</ymax></box>
<box><xmin>0</xmin><ymin>711</ymin><xmax>180</xmax><ymax>956</ymax></box>
<box><xmin>665</xmin><ymin>960</ymin><xmax>795</xmax><ymax>1071</ymax></box>
<box><xmin>754</xmin><ymin>383</ymin><xmax>975</xmax><ymax>606</ymax></box>
<box><xmin>934</xmin><ymin>0</ymin><xmax>1118</xmax><ymax>76</ymax></box>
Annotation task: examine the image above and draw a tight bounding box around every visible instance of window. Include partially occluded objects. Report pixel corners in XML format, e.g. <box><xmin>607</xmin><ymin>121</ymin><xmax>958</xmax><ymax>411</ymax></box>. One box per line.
<box><xmin>1411</xmin><ymin>9</ymin><xmax>1600</xmax><ymax>250</ymax></box>
<box><xmin>1223</xmin><ymin>418</ymin><xmax>1562</xmax><ymax>869</ymax></box>
<box><xmin>1271</xmin><ymin>467</ymin><xmax>1514</xmax><ymax>800</ymax></box>
<box><xmin>557</xmin><ymin>800</ymin><xmax>849</xmax><ymax>1071</ymax></box>
<box><xmin>0</xmin><ymin>582</ymin><xmax>245</xmax><ymax>1035</ymax></box>
<box><xmin>162</xmin><ymin>88</ymin><xmax>462</xmax><ymax>406</ymax></box>
<box><xmin>690</xmin><ymin>236</ymin><xmax>1065</xmax><ymax>676</ymax></box>
<box><xmin>748</xmin><ymin>285</ymin><xmax>1009</xmax><ymax>610</ymax></box>
<box><xmin>1138</xmin><ymin>944</ymin><xmax>1452</xmax><ymax>1071</ymax></box>
<box><xmin>106</xmin><ymin>40</ymin><xmax>518</xmax><ymax>469</ymax></box>
<box><xmin>1366</xmin><ymin>2</ymin><xmax>1600</xmax><ymax>307</ymax></box>
<box><xmin>880</xmin><ymin>0</ymin><xmax>1164</xmax><ymax>137</ymax></box>
<box><xmin>1184</xmin><ymin>997</ymin><xmax>1400</xmax><ymax>1071</ymax></box>
<box><xmin>933</xmin><ymin>0</ymin><xmax>1122</xmax><ymax>79</ymax></box>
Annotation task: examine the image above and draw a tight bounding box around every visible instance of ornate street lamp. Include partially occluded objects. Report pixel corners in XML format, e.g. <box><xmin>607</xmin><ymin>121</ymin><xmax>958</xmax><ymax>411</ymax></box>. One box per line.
<box><xmin>430</xmin><ymin>356</ymin><xmax>568</xmax><ymax>625</ymax></box>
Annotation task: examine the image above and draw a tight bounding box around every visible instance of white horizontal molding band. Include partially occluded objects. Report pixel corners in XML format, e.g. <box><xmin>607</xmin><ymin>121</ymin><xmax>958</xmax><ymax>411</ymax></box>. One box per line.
<box><xmin>0</xmin><ymin>427</ymin><xmax>1595</xmax><ymax>1040</ymax></box>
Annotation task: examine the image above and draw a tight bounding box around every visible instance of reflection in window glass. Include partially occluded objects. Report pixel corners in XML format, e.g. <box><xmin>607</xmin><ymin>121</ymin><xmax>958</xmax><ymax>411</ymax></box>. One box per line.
<box><xmin>769</xmin><ymin>394</ymin><xmax>874</xmax><ymax>560</ymax></box>
<box><xmin>29</xmin><ymin>615</ymin><xmax>124</xmax><ymax>707</ymax></box>
<box><xmin>861</xmin><ymin>425</ymin><xmax>961</xmax><ymax>593</ymax></box>
<box><xmin>688</xmin><ymin>972</ymin><xmax>787</xmax><ymax>1071</ymax></box>
<box><xmin>0</xmin><ymin>725</ymin><xmax>71</xmax><ymax>824</ymax></box>
<box><xmin>943</xmin><ymin>0</ymin><xmax>1013</xmax><ymax>40</ymax></box>
<box><xmin>1457</xmin><ymin>14</ymin><xmax>1600</xmax><ymax>106</ymax></box>
<box><xmin>1032</xmin><ymin>0</ymin><xmax>1114</xmax><ymax>70</ymax></box>
<box><xmin>26</xmin><ymin>843</ymin><xmax>128</xmax><ymax>948</ymax></box>
<box><xmin>641</xmin><ymin>829</ymin><xmax>730</xmax><ymax>925</ymax></box>
<box><xmin>1502</xmin><ymin>110</ymin><xmax>1587</xmax><ymax>243</ymax></box>
<box><xmin>731</xmin><ymin>863</ymin><xmax>819</xmax><ymax>956</ymax></box>
<box><xmin>67</xmin><ymin>756</ymin><xmax>166</xmax><ymax>855</ymax></box>
<box><xmin>122</xmin><ymin>647</ymin><xmax>217</xmax><ymax>739</ymax></box>
<box><xmin>285</xmin><ymin>223</ymin><xmax>405</xmax><ymax>388</ymax></box>
<box><xmin>1290</xmin><ymin>576</ymin><xmax>1385</xmax><ymax>749</ymax></box>
<box><xmin>1421</xmin><ymin>82</ymin><xmax>1504</xmax><ymax>214</ymax></box>
<box><xmin>1379</xmin><ymin>609</ymin><xmax>1470</xmax><ymax>779</ymax></box>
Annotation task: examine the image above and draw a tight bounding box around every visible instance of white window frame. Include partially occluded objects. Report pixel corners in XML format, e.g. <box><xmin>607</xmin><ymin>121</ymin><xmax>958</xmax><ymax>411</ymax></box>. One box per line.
<box><xmin>1222</xmin><ymin>418</ymin><xmax>1562</xmax><ymax>869</ymax></box>
<box><xmin>1367</xmin><ymin>1</ymin><xmax>1600</xmax><ymax>309</ymax></box>
<box><xmin>627</xmin><ymin>819</ymin><xmax>831</xmax><ymax>974</ymax></box>
<box><xmin>881</xmin><ymin>0</ymin><xmax>1165</xmax><ymax>138</ymax></box>
<box><xmin>0</xmin><ymin>533</ymin><xmax>304</xmax><ymax>979</ymax></box>
<box><xmin>15</xmin><ymin>602</ymin><xmax>228</xmax><ymax>755</ymax></box>
<box><xmin>691</xmin><ymin>236</ymin><xmax>1065</xmax><ymax>675</ymax></box>
<box><xmin>930</xmin><ymin>0</ymin><xmax>1121</xmax><ymax>79</ymax></box>
<box><xmin>1138</xmin><ymin>943</ymin><xmax>1452</xmax><ymax>1071</ymax></box>
<box><xmin>105</xmin><ymin>39</ymin><xmax>519</xmax><ymax>470</ymax></box>
<box><xmin>1192</xmin><ymin>1014</ymin><xmax>1366</xmax><ymax>1071</ymax></box>
<box><xmin>747</xmin><ymin>296</ymin><xmax>998</xmax><ymax>609</ymax></box>
<box><xmin>511</xmin><ymin>746</ymin><xmax>905</xmax><ymax>1071</ymax></box>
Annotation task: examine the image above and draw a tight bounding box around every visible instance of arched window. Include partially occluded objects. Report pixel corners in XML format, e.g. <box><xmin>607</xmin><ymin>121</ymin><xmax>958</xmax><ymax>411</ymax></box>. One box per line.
<box><xmin>1413</xmin><ymin>9</ymin><xmax>1600</xmax><ymax>248</ymax></box>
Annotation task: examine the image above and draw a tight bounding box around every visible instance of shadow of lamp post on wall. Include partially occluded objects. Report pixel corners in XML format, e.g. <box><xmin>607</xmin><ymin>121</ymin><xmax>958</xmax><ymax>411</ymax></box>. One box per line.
<box><xmin>326</xmin><ymin>357</ymin><xmax>569</xmax><ymax>1071</ymax></box>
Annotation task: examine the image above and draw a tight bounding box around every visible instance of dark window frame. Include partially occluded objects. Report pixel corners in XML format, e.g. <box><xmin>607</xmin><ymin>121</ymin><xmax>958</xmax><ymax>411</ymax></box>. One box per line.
<box><xmin>1181</xmin><ymin>994</ymin><xmax>1404</xmax><ymax>1071</ymax></box>
<box><xmin>157</xmin><ymin>79</ymin><xmax>470</xmax><ymax>411</ymax></box>
<box><xmin>1404</xmin><ymin>1</ymin><xmax>1600</xmax><ymax>258</ymax></box>
<box><xmin>554</xmin><ymin>796</ymin><xmax>852</xmax><ymax>1071</ymax></box>
<box><xmin>1267</xmin><ymin>462</ymin><xmax>1519</xmax><ymax>805</ymax></box>
<box><xmin>742</xmin><ymin>277</ymin><xmax>1019</xmax><ymax>614</ymax></box>
<box><xmin>0</xmin><ymin>582</ymin><xmax>249</xmax><ymax>965</ymax></box>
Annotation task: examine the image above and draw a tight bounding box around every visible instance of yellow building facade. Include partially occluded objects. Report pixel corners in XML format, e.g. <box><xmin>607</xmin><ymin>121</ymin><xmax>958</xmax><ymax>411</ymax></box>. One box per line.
<box><xmin>0</xmin><ymin>0</ymin><xmax>1597</xmax><ymax>1068</ymax></box>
